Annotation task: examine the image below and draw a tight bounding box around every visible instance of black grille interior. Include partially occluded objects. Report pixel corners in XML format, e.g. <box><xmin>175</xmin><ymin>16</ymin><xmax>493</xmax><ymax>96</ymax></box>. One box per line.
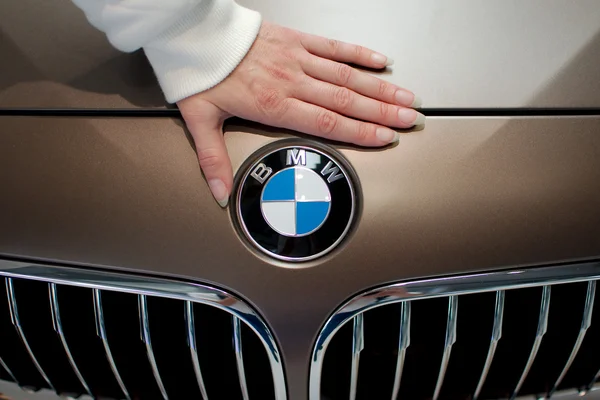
<box><xmin>0</xmin><ymin>277</ymin><xmax>276</xmax><ymax>399</ymax></box>
<box><xmin>321</xmin><ymin>280</ymin><xmax>600</xmax><ymax>400</ymax></box>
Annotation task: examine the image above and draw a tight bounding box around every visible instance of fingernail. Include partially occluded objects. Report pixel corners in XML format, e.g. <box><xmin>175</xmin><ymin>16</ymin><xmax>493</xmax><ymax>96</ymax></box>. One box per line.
<box><xmin>371</xmin><ymin>53</ymin><xmax>393</xmax><ymax>66</ymax></box>
<box><xmin>376</xmin><ymin>127</ymin><xmax>400</xmax><ymax>144</ymax></box>
<box><xmin>395</xmin><ymin>90</ymin><xmax>422</xmax><ymax>108</ymax></box>
<box><xmin>411</xmin><ymin>95</ymin><xmax>423</xmax><ymax>108</ymax></box>
<box><xmin>208</xmin><ymin>179</ymin><xmax>229</xmax><ymax>208</ymax></box>
<box><xmin>398</xmin><ymin>108</ymin><xmax>426</xmax><ymax>126</ymax></box>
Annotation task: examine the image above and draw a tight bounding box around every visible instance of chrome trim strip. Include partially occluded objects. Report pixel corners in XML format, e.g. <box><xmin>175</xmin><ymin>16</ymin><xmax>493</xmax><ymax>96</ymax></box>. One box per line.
<box><xmin>518</xmin><ymin>382</ymin><xmax>600</xmax><ymax>399</ymax></box>
<box><xmin>510</xmin><ymin>285</ymin><xmax>551</xmax><ymax>400</ymax></box>
<box><xmin>473</xmin><ymin>290</ymin><xmax>505</xmax><ymax>400</ymax></box>
<box><xmin>139</xmin><ymin>294</ymin><xmax>169</xmax><ymax>400</ymax></box>
<box><xmin>349</xmin><ymin>313</ymin><xmax>364</xmax><ymax>400</ymax></box>
<box><xmin>0</xmin><ymin>356</ymin><xmax>19</xmax><ymax>385</ymax></box>
<box><xmin>432</xmin><ymin>296</ymin><xmax>458</xmax><ymax>400</ymax></box>
<box><xmin>93</xmin><ymin>289</ymin><xmax>131</xmax><ymax>400</ymax></box>
<box><xmin>547</xmin><ymin>281</ymin><xmax>596</xmax><ymax>398</ymax></box>
<box><xmin>309</xmin><ymin>260</ymin><xmax>600</xmax><ymax>400</ymax></box>
<box><xmin>233</xmin><ymin>316</ymin><xmax>250</xmax><ymax>400</ymax></box>
<box><xmin>0</xmin><ymin>260</ymin><xmax>286</xmax><ymax>400</ymax></box>
<box><xmin>185</xmin><ymin>301</ymin><xmax>209</xmax><ymax>400</ymax></box>
<box><xmin>4</xmin><ymin>277</ymin><xmax>56</xmax><ymax>393</ymax></box>
<box><xmin>48</xmin><ymin>283</ymin><xmax>93</xmax><ymax>397</ymax></box>
<box><xmin>390</xmin><ymin>301</ymin><xmax>411</xmax><ymax>400</ymax></box>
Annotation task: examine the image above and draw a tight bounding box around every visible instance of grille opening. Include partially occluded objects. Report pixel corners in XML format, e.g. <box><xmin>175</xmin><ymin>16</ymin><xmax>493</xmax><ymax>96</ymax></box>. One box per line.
<box><xmin>439</xmin><ymin>291</ymin><xmax>497</xmax><ymax>399</ymax></box>
<box><xmin>11</xmin><ymin>278</ymin><xmax>85</xmax><ymax>396</ymax></box>
<box><xmin>0</xmin><ymin>362</ymin><xmax>11</xmax><ymax>383</ymax></box>
<box><xmin>560</xmin><ymin>282</ymin><xmax>600</xmax><ymax>391</ymax></box>
<box><xmin>480</xmin><ymin>286</ymin><xmax>544</xmax><ymax>399</ymax></box>
<box><xmin>146</xmin><ymin>296</ymin><xmax>202</xmax><ymax>399</ymax></box>
<box><xmin>321</xmin><ymin>318</ymin><xmax>352</xmax><ymax>400</ymax></box>
<box><xmin>241</xmin><ymin>322</ymin><xmax>277</xmax><ymax>399</ymax></box>
<box><xmin>397</xmin><ymin>296</ymin><xmax>448</xmax><ymax>399</ymax></box>
<box><xmin>194</xmin><ymin>303</ymin><xmax>244</xmax><ymax>400</ymax></box>
<box><xmin>0</xmin><ymin>278</ymin><xmax>48</xmax><ymax>391</ymax></box>
<box><xmin>101</xmin><ymin>290</ymin><xmax>165</xmax><ymax>399</ymax></box>
<box><xmin>316</xmin><ymin>276</ymin><xmax>600</xmax><ymax>400</ymax></box>
<box><xmin>356</xmin><ymin>303</ymin><xmax>401</xmax><ymax>399</ymax></box>
<box><xmin>520</xmin><ymin>282</ymin><xmax>589</xmax><ymax>396</ymax></box>
<box><xmin>56</xmin><ymin>284</ymin><xmax>123</xmax><ymax>399</ymax></box>
<box><xmin>0</xmin><ymin>264</ymin><xmax>285</xmax><ymax>400</ymax></box>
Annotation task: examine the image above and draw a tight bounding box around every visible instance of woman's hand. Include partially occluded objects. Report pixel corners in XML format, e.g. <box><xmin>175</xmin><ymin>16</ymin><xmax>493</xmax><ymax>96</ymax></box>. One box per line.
<box><xmin>177</xmin><ymin>21</ymin><xmax>424</xmax><ymax>207</ymax></box>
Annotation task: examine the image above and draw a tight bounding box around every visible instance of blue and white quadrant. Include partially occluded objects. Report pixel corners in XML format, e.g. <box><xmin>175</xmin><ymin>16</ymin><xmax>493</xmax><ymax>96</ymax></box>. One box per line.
<box><xmin>261</xmin><ymin>167</ymin><xmax>331</xmax><ymax>237</ymax></box>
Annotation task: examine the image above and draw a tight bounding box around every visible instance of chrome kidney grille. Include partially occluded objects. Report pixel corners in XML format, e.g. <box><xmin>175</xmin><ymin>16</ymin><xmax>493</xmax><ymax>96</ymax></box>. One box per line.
<box><xmin>310</xmin><ymin>261</ymin><xmax>600</xmax><ymax>400</ymax></box>
<box><xmin>0</xmin><ymin>260</ymin><xmax>286</xmax><ymax>400</ymax></box>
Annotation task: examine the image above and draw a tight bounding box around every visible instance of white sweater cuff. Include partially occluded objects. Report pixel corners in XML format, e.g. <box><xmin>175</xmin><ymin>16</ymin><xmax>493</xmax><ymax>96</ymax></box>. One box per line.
<box><xmin>143</xmin><ymin>0</ymin><xmax>262</xmax><ymax>104</ymax></box>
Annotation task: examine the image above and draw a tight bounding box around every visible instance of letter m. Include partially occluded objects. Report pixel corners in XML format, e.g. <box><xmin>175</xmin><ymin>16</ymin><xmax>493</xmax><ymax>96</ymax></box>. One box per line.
<box><xmin>286</xmin><ymin>149</ymin><xmax>306</xmax><ymax>166</ymax></box>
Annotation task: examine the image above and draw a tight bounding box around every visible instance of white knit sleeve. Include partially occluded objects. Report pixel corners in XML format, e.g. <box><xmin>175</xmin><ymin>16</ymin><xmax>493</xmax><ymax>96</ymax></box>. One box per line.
<box><xmin>71</xmin><ymin>0</ymin><xmax>262</xmax><ymax>103</ymax></box>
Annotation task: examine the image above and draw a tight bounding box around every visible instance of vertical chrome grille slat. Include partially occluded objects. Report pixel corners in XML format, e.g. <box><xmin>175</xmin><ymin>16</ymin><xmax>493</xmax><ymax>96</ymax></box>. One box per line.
<box><xmin>588</xmin><ymin>366</ymin><xmax>600</xmax><ymax>392</ymax></box>
<box><xmin>5</xmin><ymin>278</ymin><xmax>56</xmax><ymax>393</ymax></box>
<box><xmin>48</xmin><ymin>283</ymin><xmax>93</xmax><ymax>397</ymax></box>
<box><xmin>349</xmin><ymin>313</ymin><xmax>364</xmax><ymax>400</ymax></box>
<box><xmin>138</xmin><ymin>294</ymin><xmax>169</xmax><ymax>400</ymax></box>
<box><xmin>233</xmin><ymin>316</ymin><xmax>250</xmax><ymax>400</ymax></box>
<box><xmin>185</xmin><ymin>301</ymin><xmax>209</xmax><ymax>400</ymax></box>
<box><xmin>390</xmin><ymin>301</ymin><xmax>411</xmax><ymax>400</ymax></box>
<box><xmin>93</xmin><ymin>289</ymin><xmax>131</xmax><ymax>400</ymax></box>
<box><xmin>473</xmin><ymin>290</ymin><xmax>505</xmax><ymax>400</ymax></box>
<box><xmin>547</xmin><ymin>281</ymin><xmax>596</xmax><ymax>398</ymax></box>
<box><xmin>510</xmin><ymin>285</ymin><xmax>551</xmax><ymax>400</ymax></box>
<box><xmin>432</xmin><ymin>295</ymin><xmax>458</xmax><ymax>400</ymax></box>
<box><xmin>0</xmin><ymin>356</ymin><xmax>19</xmax><ymax>385</ymax></box>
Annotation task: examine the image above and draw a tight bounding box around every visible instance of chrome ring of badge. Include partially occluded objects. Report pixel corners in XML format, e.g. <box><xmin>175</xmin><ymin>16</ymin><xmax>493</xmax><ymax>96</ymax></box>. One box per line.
<box><xmin>232</xmin><ymin>140</ymin><xmax>360</xmax><ymax>262</ymax></box>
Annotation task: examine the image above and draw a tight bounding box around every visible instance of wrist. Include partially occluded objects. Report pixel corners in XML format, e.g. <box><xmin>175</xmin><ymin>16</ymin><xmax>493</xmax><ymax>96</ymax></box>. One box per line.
<box><xmin>143</xmin><ymin>0</ymin><xmax>262</xmax><ymax>103</ymax></box>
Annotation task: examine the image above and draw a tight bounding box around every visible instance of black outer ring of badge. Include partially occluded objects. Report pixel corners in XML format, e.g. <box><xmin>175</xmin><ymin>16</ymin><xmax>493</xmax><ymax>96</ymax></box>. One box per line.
<box><xmin>231</xmin><ymin>139</ymin><xmax>361</xmax><ymax>263</ymax></box>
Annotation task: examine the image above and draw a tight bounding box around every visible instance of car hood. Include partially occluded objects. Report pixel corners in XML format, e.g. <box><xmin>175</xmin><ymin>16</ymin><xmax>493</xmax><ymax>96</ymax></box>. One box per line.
<box><xmin>1</xmin><ymin>0</ymin><xmax>599</xmax><ymax>110</ymax></box>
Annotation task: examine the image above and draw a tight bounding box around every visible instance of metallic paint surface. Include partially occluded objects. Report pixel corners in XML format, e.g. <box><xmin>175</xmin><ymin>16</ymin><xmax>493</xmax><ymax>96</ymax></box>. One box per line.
<box><xmin>1</xmin><ymin>0</ymin><xmax>600</xmax><ymax>109</ymax></box>
<box><xmin>2</xmin><ymin>0</ymin><xmax>600</xmax><ymax>398</ymax></box>
<box><xmin>1</xmin><ymin>116</ymin><xmax>599</xmax><ymax>399</ymax></box>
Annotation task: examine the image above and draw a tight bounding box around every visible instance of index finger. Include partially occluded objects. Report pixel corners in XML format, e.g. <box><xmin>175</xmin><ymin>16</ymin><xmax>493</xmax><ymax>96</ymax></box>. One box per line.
<box><xmin>299</xmin><ymin>33</ymin><xmax>393</xmax><ymax>69</ymax></box>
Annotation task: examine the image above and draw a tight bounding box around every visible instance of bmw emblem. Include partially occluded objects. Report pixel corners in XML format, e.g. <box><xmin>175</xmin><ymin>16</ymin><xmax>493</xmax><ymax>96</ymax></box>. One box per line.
<box><xmin>233</xmin><ymin>141</ymin><xmax>359</xmax><ymax>262</ymax></box>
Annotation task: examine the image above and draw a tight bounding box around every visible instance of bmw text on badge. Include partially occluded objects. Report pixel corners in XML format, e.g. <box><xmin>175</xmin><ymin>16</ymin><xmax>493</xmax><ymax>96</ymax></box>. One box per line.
<box><xmin>234</xmin><ymin>142</ymin><xmax>358</xmax><ymax>262</ymax></box>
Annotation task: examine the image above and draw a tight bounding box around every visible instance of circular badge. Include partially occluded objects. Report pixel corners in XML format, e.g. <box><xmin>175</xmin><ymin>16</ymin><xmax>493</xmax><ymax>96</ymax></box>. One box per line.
<box><xmin>234</xmin><ymin>142</ymin><xmax>358</xmax><ymax>262</ymax></box>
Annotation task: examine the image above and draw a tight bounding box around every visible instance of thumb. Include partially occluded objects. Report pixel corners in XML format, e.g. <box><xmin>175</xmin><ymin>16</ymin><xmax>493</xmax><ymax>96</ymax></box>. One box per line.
<box><xmin>179</xmin><ymin>98</ymin><xmax>233</xmax><ymax>208</ymax></box>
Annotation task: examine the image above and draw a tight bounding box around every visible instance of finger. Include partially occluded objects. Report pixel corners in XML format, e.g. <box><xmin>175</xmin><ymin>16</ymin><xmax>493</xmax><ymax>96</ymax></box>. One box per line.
<box><xmin>300</xmin><ymin>55</ymin><xmax>421</xmax><ymax>108</ymax></box>
<box><xmin>179</xmin><ymin>99</ymin><xmax>233</xmax><ymax>208</ymax></box>
<box><xmin>299</xmin><ymin>32</ymin><xmax>393</xmax><ymax>69</ymax></box>
<box><xmin>296</xmin><ymin>77</ymin><xmax>425</xmax><ymax>128</ymax></box>
<box><xmin>278</xmin><ymin>98</ymin><xmax>400</xmax><ymax>146</ymax></box>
